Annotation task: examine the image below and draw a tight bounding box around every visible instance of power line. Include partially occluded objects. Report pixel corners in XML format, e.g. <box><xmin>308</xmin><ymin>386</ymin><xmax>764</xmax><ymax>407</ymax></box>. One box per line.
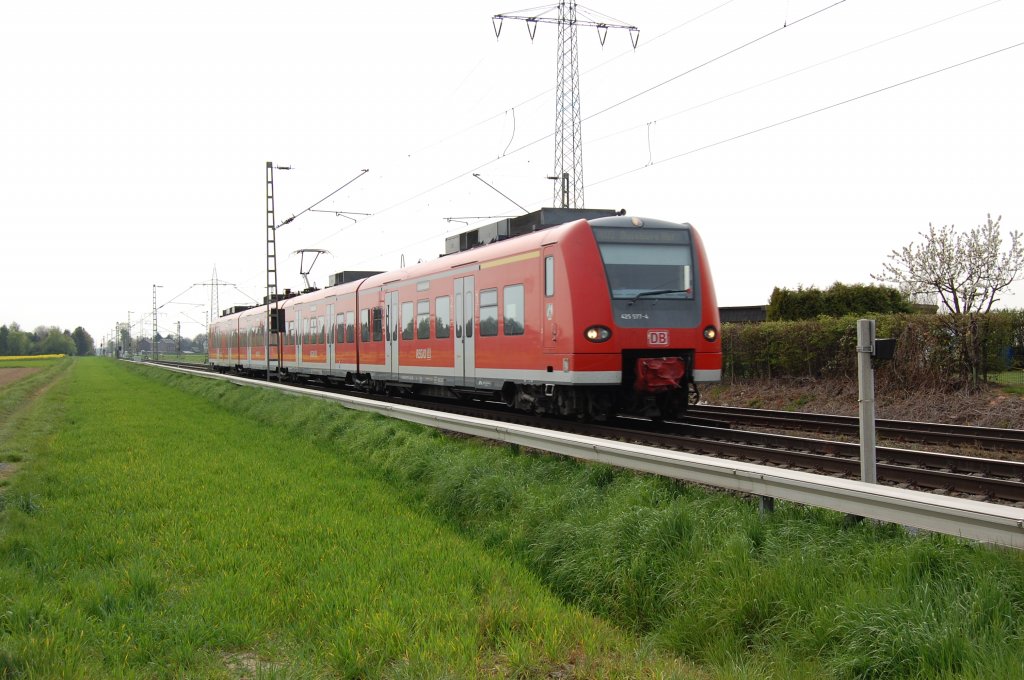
<box><xmin>240</xmin><ymin>3</ymin><xmax>1012</xmax><ymax>288</ymax></box>
<box><xmin>589</xmin><ymin>39</ymin><xmax>1024</xmax><ymax>188</ymax></box>
<box><xmin>403</xmin><ymin>0</ymin><xmax>740</xmax><ymax>163</ymax></box>
<box><xmin>277</xmin><ymin>169</ymin><xmax>370</xmax><ymax>229</ymax></box>
<box><xmin>340</xmin><ymin>37</ymin><xmax>1024</xmax><ymax>271</ymax></box>
<box><xmin>316</xmin><ymin>0</ymin><xmax>851</xmax><ymax>242</ymax></box>
<box><xmin>585</xmin><ymin>0</ymin><xmax>1006</xmax><ymax>148</ymax></box>
<box><xmin>582</xmin><ymin>0</ymin><xmax>849</xmax><ymax>124</ymax></box>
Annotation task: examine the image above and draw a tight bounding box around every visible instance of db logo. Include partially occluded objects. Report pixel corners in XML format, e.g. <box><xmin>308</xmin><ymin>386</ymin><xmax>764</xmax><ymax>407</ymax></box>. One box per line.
<box><xmin>647</xmin><ymin>330</ymin><xmax>669</xmax><ymax>345</ymax></box>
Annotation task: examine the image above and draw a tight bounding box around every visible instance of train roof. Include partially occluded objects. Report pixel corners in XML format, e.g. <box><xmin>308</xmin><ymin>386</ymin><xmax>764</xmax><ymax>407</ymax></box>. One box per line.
<box><xmin>210</xmin><ymin>210</ymin><xmax>696</xmax><ymax>324</ymax></box>
<box><xmin>443</xmin><ymin>207</ymin><xmax>622</xmax><ymax>255</ymax></box>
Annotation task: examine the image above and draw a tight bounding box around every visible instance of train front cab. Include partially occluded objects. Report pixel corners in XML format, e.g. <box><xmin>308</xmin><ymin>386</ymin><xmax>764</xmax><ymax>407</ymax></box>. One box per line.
<box><xmin>575</xmin><ymin>215</ymin><xmax>722</xmax><ymax>416</ymax></box>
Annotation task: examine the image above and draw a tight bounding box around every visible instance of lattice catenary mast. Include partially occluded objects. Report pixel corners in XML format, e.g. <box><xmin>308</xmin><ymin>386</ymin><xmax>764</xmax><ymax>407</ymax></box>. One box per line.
<box><xmin>493</xmin><ymin>2</ymin><xmax>638</xmax><ymax>209</ymax></box>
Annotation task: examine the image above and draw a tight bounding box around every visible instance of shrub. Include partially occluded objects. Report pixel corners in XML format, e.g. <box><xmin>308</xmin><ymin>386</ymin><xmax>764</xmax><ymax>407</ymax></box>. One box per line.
<box><xmin>722</xmin><ymin>310</ymin><xmax>1023</xmax><ymax>389</ymax></box>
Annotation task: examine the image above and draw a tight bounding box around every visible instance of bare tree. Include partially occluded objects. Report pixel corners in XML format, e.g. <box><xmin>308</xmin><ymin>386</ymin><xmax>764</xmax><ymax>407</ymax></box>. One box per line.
<box><xmin>874</xmin><ymin>214</ymin><xmax>1024</xmax><ymax>386</ymax></box>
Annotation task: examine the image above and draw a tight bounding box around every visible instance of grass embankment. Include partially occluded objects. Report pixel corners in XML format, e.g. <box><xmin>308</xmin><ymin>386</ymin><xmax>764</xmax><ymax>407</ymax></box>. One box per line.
<box><xmin>4</xmin><ymin>360</ymin><xmax>1024</xmax><ymax>678</ymax></box>
<box><xmin>0</xmin><ymin>358</ymin><xmax>693</xmax><ymax>678</ymax></box>
<box><xmin>154</xmin><ymin>353</ymin><xmax>208</xmax><ymax>364</ymax></box>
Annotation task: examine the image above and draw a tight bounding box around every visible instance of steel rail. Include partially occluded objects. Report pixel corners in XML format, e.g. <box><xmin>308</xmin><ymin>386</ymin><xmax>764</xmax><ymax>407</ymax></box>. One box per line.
<box><xmin>153</xmin><ymin>364</ymin><xmax>1024</xmax><ymax>550</ymax></box>
<box><xmin>690</xmin><ymin>404</ymin><xmax>1024</xmax><ymax>452</ymax></box>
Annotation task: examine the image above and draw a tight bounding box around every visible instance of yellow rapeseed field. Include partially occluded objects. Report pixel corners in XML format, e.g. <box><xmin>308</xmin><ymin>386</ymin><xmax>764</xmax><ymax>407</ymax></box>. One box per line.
<box><xmin>0</xmin><ymin>354</ymin><xmax>65</xmax><ymax>361</ymax></box>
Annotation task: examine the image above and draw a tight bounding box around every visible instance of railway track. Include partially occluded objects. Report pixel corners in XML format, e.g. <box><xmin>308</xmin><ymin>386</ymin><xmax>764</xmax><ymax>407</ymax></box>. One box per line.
<box><xmin>149</xmin><ymin>361</ymin><xmax>1024</xmax><ymax>506</ymax></box>
<box><xmin>372</xmin><ymin>395</ymin><xmax>1024</xmax><ymax>506</ymax></box>
<box><xmin>690</xmin><ymin>404</ymin><xmax>1024</xmax><ymax>453</ymax></box>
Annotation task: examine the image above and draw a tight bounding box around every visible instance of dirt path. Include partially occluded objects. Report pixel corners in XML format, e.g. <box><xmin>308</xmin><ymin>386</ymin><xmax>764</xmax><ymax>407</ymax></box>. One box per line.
<box><xmin>0</xmin><ymin>367</ymin><xmax>40</xmax><ymax>389</ymax></box>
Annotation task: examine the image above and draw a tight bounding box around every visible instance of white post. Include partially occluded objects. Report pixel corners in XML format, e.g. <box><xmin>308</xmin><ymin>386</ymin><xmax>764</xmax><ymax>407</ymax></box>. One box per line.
<box><xmin>856</xmin><ymin>319</ymin><xmax>877</xmax><ymax>483</ymax></box>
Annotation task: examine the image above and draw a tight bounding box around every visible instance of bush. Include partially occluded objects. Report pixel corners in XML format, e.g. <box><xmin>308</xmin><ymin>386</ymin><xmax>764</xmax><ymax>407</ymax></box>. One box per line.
<box><xmin>766</xmin><ymin>283</ymin><xmax>912</xmax><ymax>321</ymax></box>
<box><xmin>722</xmin><ymin>310</ymin><xmax>1024</xmax><ymax>389</ymax></box>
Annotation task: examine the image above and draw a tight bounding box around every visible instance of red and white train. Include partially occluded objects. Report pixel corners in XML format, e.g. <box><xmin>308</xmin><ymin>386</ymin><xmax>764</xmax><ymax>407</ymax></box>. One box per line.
<box><xmin>209</xmin><ymin>209</ymin><xmax>721</xmax><ymax>419</ymax></box>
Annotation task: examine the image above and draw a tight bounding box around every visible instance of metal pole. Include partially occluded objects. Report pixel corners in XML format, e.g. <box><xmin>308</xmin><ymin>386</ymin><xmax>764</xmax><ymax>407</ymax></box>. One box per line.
<box><xmin>856</xmin><ymin>319</ymin><xmax>877</xmax><ymax>483</ymax></box>
<box><xmin>266</xmin><ymin>161</ymin><xmax>277</xmax><ymax>382</ymax></box>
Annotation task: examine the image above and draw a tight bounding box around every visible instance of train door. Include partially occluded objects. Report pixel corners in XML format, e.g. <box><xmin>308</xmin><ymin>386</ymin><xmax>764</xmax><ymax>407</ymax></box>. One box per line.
<box><xmin>454</xmin><ymin>276</ymin><xmax>476</xmax><ymax>384</ymax></box>
<box><xmin>326</xmin><ymin>303</ymin><xmax>335</xmax><ymax>374</ymax></box>
<box><xmin>542</xmin><ymin>246</ymin><xmax>558</xmax><ymax>353</ymax></box>
<box><xmin>296</xmin><ymin>309</ymin><xmax>305</xmax><ymax>365</ymax></box>
<box><xmin>385</xmin><ymin>291</ymin><xmax>399</xmax><ymax>378</ymax></box>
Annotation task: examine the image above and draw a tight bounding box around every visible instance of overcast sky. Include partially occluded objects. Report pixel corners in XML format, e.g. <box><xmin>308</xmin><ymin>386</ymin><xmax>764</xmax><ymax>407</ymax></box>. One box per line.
<box><xmin>3</xmin><ymin>0</ymin><xmax>1022</xmax><ymax>344</ymax></box>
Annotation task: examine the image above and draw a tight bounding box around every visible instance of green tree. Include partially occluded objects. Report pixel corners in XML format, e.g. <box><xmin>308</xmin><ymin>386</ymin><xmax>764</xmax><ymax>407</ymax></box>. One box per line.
<box><xmin>5</xmin><ymin>323</ymin><xmax>30</xmax><ymax>356</ymax></box>
<box><xmin>40</xmin><ymin>328</ymin><xmax>75</xmax><ymax>355</ymax></box>
<box><xmin>72</xmin><ymin>326</ymin><xmax>95</xmax><ymax>356</ymax></box>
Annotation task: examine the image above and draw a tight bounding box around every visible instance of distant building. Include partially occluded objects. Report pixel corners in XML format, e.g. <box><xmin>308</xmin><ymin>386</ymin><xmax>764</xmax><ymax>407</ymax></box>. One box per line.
<box><xmin>719</xmin><ymin>306</ymin><xmax>767</xmax><ymax>324</ymax></box>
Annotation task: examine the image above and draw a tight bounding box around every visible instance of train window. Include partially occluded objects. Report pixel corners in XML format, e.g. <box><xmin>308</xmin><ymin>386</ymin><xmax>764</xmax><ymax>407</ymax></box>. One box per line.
<box><xmin>319</xmin><ymin>316</ymin><xmax>327</xmax><ymax>344</ymax></box>
<box><xmin>597</xmin><ymin>241</ymin><xmax>694</xmax><ymax>300</ymax></box>
<box><xmin>360</xmin><ymin>309</ymin><xmax>370</xmax><ymax>342</ymax></box>
<box><xmin>435</xmin><ymin>296</ymin><xmax>451</xmax><ymax>339</ymax></box>
<box><xmin>372</xmin><ymin>307</ymin><xmax>383</xmax><ymax>342</ymax></box>
<box><xmin>504</xmin><ymin>284</ymin><xmax>524</xmax><ymax>335</ymax></box>
<box><xmin>346</xmin><ymin>311</ymin><xmax>355</xmax><ymax>344</ymax></box>
<box><xmin>455</xmin><ymin>293</ymin><xmax>462</xmax><ymax>339</ymax></box>
<box><xmin>401</xmin><ymin>302</ymin><xmax>414</xmax><ymax>340</ymax></box>
<box><xmin>479</xmin><ymin>288</ymin><xmax>499</xmax><ymax>337</ymax></box>
<box><xmin>545</xmin><ymin>256</ymin><xmax>554</xmax><ymax>296</ymax></box>
<box><xmin>417</xmin><ymin>300</ymin><xmax>430</xmax><ymax>339</ymax></box>
<box><xmin>287</xmin><ymin>320</ymin><xmax>295</xmax><ymax>346</ymax></box>
<box><xmin>336</xmin><ymin>314</ymin><xmax>345</xmax><ymax>344</ymax></box>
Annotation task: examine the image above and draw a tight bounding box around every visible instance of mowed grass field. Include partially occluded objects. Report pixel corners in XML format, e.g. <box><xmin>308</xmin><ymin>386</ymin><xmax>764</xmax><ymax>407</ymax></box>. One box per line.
<box><xmin>3</xmin><ymin>359</ymin><xmax>1024</xmax><ymax>678</ymax></box>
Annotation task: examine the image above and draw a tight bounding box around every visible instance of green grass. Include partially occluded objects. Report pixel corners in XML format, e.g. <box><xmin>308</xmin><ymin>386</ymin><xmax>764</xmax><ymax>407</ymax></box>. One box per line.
<box><xmin>147</xmin><ymin>364</ymin><xmax>1024</xmax><ymax>679</ymax></box>
<box><xmin>5</xmin><ymin>359</ymin><xmax>1024</xmax><ymax>678</ymax></box>
<box><xmin>154</xmin><ymin>352</ymin><xmax>208</xmax><ymax>364</ymax></box>
<box><xmin>0</xmin><ymin>358</ymin><xmax>694</xmax><ymax>678</ymax></box>
<box><xmin>989</xmin><ymin>369</ymin><xmax>1024</xmax><ymax>395</ymax></box>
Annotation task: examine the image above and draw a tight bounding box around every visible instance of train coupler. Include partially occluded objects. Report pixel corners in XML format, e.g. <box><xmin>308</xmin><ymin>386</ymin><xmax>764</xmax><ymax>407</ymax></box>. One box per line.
<box><xmin>633</xmin><ymin>357</ymin><xmax>686</xmax><ymax>394</ymax></box>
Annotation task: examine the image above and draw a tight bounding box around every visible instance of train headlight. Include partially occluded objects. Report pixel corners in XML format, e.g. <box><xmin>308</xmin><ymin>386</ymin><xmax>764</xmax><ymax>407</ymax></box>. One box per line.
<box><xmin>584</xmin><ymin>325</ymin><xmax>612</xmax><ymax>343</ymax></box>
<box><xmin>703</xmin><ymin>325</ymin><xmax>718</xmax><ymax>342</ymax></box>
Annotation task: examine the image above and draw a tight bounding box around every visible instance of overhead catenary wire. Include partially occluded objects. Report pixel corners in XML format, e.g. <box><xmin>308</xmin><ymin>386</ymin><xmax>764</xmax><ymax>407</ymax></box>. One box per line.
<box><xmin>277</xmin><ymin>169</ymin><xmax>370</xmax><ymax>229</ymax></box>
<box><xmin>232</xmin><ymin>1</ymin><xmax>1011</xmax><ymax>297</ymax></box>
<box><xmin>589</xmin><ymin>39</ymin><xmax>1024</xmax><ymax>188</ymax></box>
<box><xmin>385</xmin><ymin>0</ymin><xmax>740</xmax><ymax>164</ymax></box>
<box><xmin>345</xmin><ymin>38</ymin><xmax>1024</xmax><ymax>270</ymax></box>
<box><xmin>582</xmin><ymin>0</ymin><xmax>849</xmax><ymax>124</ymax></box>
<box><xmin>585</xmin><ymin>0</ymin><xmax>1007</xmax><ymax>148</ymax></box>
<box><xmin>311</xmin><ymin>0</ymin><xmax>853</xmax><ymax>247</ymax></box>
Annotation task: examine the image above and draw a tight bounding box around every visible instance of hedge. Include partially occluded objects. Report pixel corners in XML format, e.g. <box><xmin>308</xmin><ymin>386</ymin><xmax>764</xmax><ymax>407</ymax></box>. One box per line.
<box><xmin>721</xmin><ymin>310</ymin><xmax>1024</xmax><ymax>389</ymax></box>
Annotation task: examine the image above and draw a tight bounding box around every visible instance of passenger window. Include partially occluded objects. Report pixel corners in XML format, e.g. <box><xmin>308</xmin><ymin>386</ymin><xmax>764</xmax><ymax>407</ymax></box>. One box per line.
<box><xmin>401</xmin><ymin>301</ymin><xmax>414</xmax><ymax>340</ymax></box>
<box><xmin>545</xmin><ymin>256</ymin><xmax>554</xmax><ymax>296</ymax></box>
<box><xmin>417</xmin><ymin>300</ymin><xmax>430</xmax><ymax>339</ymax></box>
<box><xmin>336</xmin><ymin>314</ymin><xmax>344</xmax><ymax>344</ymax></box>
<box><xmin>479</xmin><ymin>288</ymin><xmax>498</xmax><ymax>337</ymax></box>
<box><xmin>504</xmin><ymin>284</ymin><xmax>524</xmax><ymax>335</ymax></box>
<box><xmin>436</xmin><ymin>296</ymin><xmax>451</xmax><ymax>339</ymax></box>
<box><xmin>346</xmin><ymin>311</ymin><xmax>355</xmax><ymax>344</ymax></box>
<box><xmin>372</xmin><ymin>307</ymin><xmax>383</xmax><ymax>342</ymax></box>
<box><xmin>360</xmin><ymin>309</ymin><xmax>370</xmax><ymax>342</ymax></box>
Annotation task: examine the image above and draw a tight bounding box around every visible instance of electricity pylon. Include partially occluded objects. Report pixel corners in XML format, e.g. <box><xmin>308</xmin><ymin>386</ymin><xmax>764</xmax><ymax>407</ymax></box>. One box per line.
<box><xmin>493</xmin><ymin>2</ymin><xmax>638</xmax><ymax>208</ymax></box>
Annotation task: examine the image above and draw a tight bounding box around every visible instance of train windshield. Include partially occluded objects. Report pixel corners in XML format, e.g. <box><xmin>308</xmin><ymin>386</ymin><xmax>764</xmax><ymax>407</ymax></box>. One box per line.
<box><xmin>594</xmin><ymin>227</ymin><xmax>694</xmax><ymax>300</ymax></box>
